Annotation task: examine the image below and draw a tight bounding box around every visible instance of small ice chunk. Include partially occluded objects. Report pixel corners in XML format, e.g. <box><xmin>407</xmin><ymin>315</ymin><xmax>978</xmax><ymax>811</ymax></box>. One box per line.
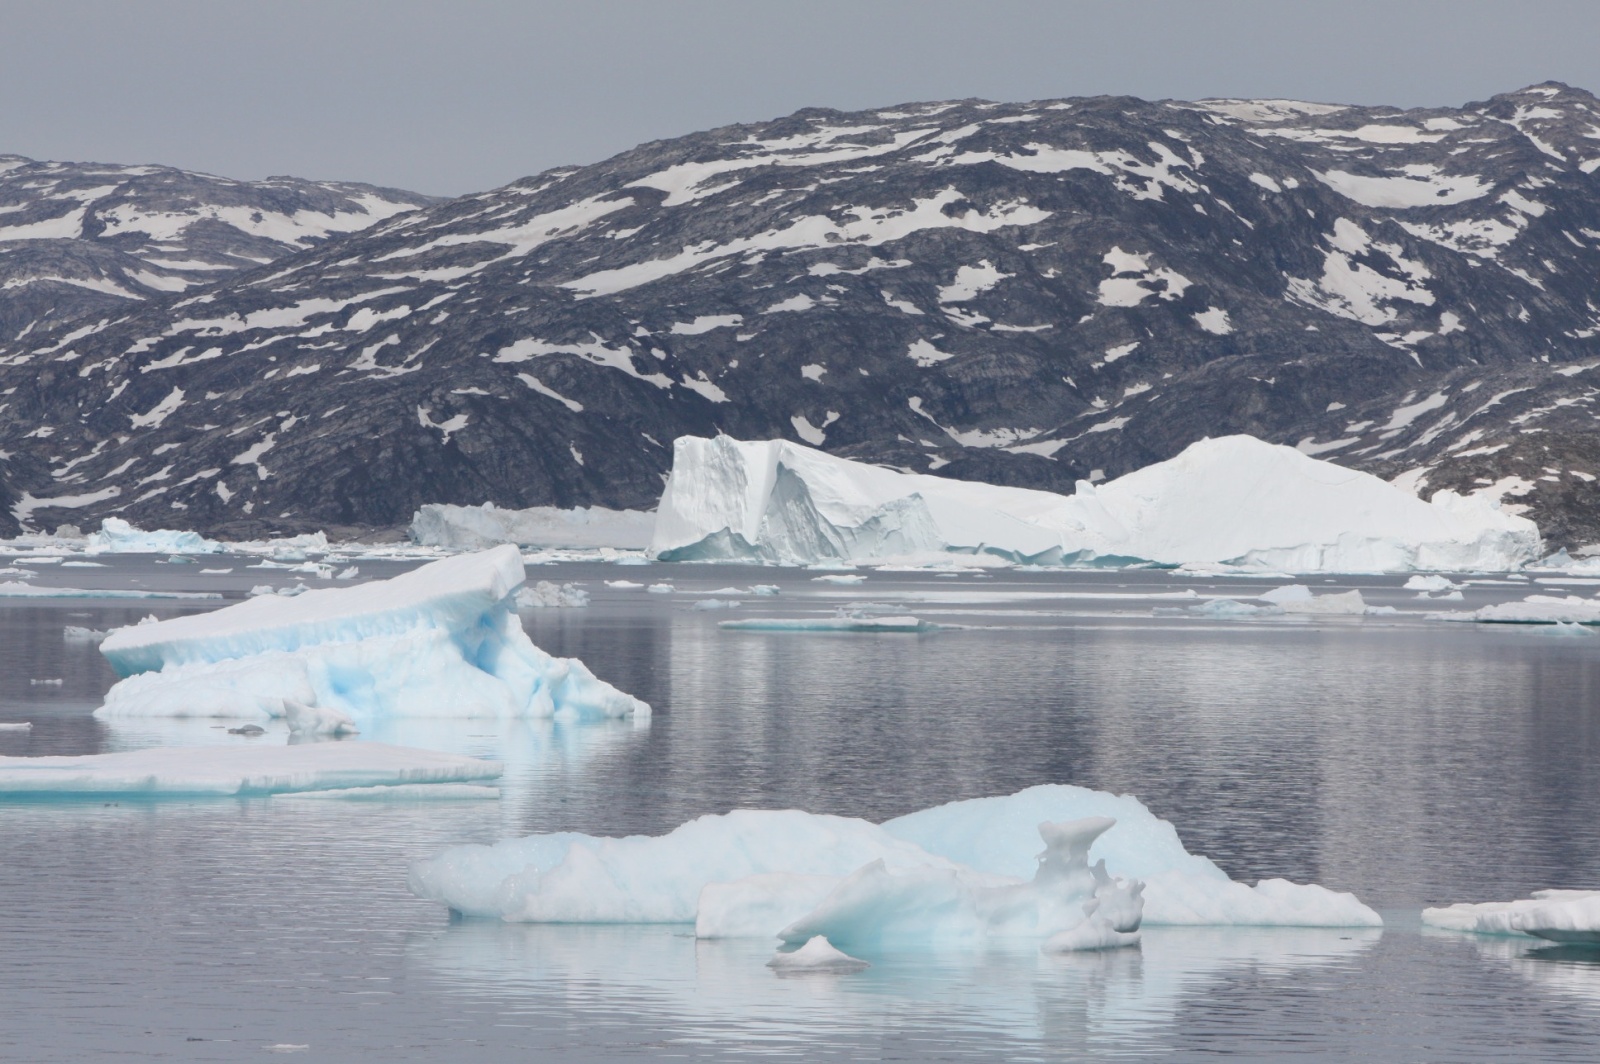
<box><xmin>64</xmin><ymin>626</ymin><xmax>110</xmax><ymax>642</ymax></box>
<box><xmin>691</xmin><ymin>598</ymin><xmax>739</xmax><ymax>611</ymax></box>
<box><xmin>646</xmin><ymin>583</ymin><xmax>675</xmax><ymax>594</ymax></box>
<box><xmin>1404</xmin><ymin>574</ymin><xmax>1456</xmax><ymax>592</ymax></box>
<box><xmin>0</xmin><ymin>722</ymin><xmax>32</xmax><ymax>732</ymax></box>
<box><xmin>1188</xmin><ymin>599</ymin><xmax>1283</xmax><ymax>618</ymax></box>
<box><xmin>749</xmin><ymin>585</ymin><xmax>780</xmax><ymax>596</ymax></box>
<box><xmin>335</xmin><ymin>567</ymin><xmax>359</xmax><ymax>580</ymax></box>
<box><xmin>605</xmin><ymin>580</ymin><xmax>645</xmax><ymax>589</ymax></box>
<box><xmin>812</xmin><ymin>574</ymin><xmax>868</xmax><ymax>585</ymax></box>
<box><xmin>199</xmin><ymin>568</ymin><xmax>234</xmax><ymax>575</ymax></box>
<box><xmin>1259</xmin><ymin>586</ymin><xmax>1368</xmax><ymax>614</ymax></box>
<box><xmin>515</xmin><ymin>581</ymin><xmax>590</xmax><ymax>609</ymax></box>
<box><xmin>767</xmin><ymin>936</ymin><xmax>870</xmax><ymax>973</ymax></box>
<box><xmin>29</xmin><ymin>678</ymin><xmax>63</xmax><ymax>686</ymax></box>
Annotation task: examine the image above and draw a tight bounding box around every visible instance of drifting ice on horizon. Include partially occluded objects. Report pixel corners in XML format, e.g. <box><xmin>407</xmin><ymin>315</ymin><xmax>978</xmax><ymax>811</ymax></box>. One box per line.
<box><xmin>94</xmin><ymin>545</ymin><xmax>649</xmax><ymax>725</ymax></box>
<box><xmin>649</xmin><ymin>434</ymin><xmax>1540</xmax><ymax>572</ymax></box>
<box><xmin>408</xmin><ymin>784</ymin><xmax>1380</xmax><ymax>954</ymax></box>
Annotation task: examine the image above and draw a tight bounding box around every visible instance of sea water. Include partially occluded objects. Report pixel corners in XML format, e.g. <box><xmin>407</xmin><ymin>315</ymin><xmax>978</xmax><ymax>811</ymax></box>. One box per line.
<box><xmin>2</xmin><ymin>559</ymin><xmax>1598</xmax><ymax>1060</ymax></box>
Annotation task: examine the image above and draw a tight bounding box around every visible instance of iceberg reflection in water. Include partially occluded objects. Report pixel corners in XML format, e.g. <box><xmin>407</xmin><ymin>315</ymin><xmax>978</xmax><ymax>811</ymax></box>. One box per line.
<box><xmin>411</xmin><ymin>921</ymin><xmax>1380</xmax><ymax>1055</ymax></box>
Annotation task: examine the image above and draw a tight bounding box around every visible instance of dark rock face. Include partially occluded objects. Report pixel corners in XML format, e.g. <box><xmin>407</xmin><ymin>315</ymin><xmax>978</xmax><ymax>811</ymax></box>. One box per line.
<box><xmin>4</xmin><ymin>84</ymin><xmax>1600</xmax><ymax>546</ymax></box>
<box><xmin>0</xmin><ymin>154</ymin><xmax>436</xmax><ymax>340</ymax></box>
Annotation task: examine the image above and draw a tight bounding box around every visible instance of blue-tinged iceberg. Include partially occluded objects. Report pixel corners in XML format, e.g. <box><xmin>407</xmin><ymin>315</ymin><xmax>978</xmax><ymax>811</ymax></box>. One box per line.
<box><xmin>0</xmin><ymin>741</ymin><xmax>501</xmax><ymax>798</ymax></box>
<box><xmin>95</xmin><ymin>545</ymin><xmax>648</xmax><ymax>725</ymax></box>
<box><xmin>650</xmin><ymin>434</ymin><xmax>1539</xmax><ymax>572</ymax></box>
<box><xmin>409</xmin><ymin>784</ymin><xmax>1379</xmax><ymax>954</ymax></box>
<box><xmin>85</xmin><ymin>517</ymin><xmax>223</xmax><ymax>555</ymax></box>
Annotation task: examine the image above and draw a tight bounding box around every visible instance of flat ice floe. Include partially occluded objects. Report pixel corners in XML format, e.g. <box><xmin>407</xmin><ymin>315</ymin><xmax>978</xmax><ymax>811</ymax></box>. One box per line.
<box><xmin>1431</xmin><ymin>594</ymin><xmax>1600</xmax><ymax>625</ymax></box>
<box><xmin>0</xmin><ymin>741</ymin><xmax>502</xmax><ymax>798</ymax></box>
<box><xmin>649</xmin><ymin>434</ymin><xmax>1538</xmax><ymax>572</ymax></box>
<box><xmin>410</xmin><ymin>502</ymin><xmax>655</xmax><ymax>550</ymax></box>
<box><xmin>1423</xmin><ymin>890</ymin><xmax>1600</xmax><ymax>943</ymax></box>
<box><xmin>95</xmin><ymin>545</ymin><xmax>649</xmax><ymax>725</ymax></box>
<box><xmin>409</xmin><ymin>784</ymin><xmax>1379</xmax><ymax>954</ymax></box>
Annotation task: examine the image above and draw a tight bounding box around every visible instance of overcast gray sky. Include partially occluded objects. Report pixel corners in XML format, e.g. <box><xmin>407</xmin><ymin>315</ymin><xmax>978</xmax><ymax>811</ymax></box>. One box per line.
<box><xmin>3</xmin><ymin>0</ymin><xmax>1597</xmax><ymax>197</ymax></box>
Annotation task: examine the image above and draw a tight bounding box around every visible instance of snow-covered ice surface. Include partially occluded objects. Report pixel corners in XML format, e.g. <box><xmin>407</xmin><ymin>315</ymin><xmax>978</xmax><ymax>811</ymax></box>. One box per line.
<box><xmin>0</xmin><ymin>741</ymin><xmax>501</xmax><ymax>798</ymax></box>
<box><xmin>1423</xmin><ymin>891</ymin><xmax>1600</xmax><ymax>944</ymax></box>
<box><xmin>94</xmin><ymin>545</ymin><xmax>648</xmax><ymax>725</ymax></box>
<box><xmin>1432</xmin><ymin>594</ymin><xmax>1600</xmax><ymax>625</ymax></box>
<box><xmin>409</xmin><ymin>784</ymin><xmax>1378</xmax><ymax>950</ymax></box>
<box><xmin>409</xmin><ymin>503</ymin><xmax>655</xmax><ymax>550</ymax></box>
<box><xmin>650</xmin><ymin>434</ymin><xmax>1539</xmax><ymax>572</ymax></box>
<box><xmin>767</xmin><ymin>936</ymin><xmax>871</xmax><ymax>972</ymax></box>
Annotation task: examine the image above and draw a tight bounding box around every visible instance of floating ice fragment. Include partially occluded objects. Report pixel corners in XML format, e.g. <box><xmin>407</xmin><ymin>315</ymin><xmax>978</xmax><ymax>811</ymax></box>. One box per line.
<box><xmin>646</xmin><ymin>583</ymin><xmax>675</xmax><ymax>594</ymax></box>
<box><xmin>95</xmin><ymin>545</ymin><xmax>648</xmax><ymax>725</ymax></box>
<box><xmin>605</xmin><ymin>580</ymin><xmax>644</xmax><ymax>589</ymax></box>
<box><xmin>1186</xmin><ymin>599</ymin><xmax>1283</xmax><ymax>618</ymax></box>
<box><xmin>335</xmin><ymin>567</ymin><xmax>359</xmax><ymax>580</ymax></box>
<box><xmin>719</xmin><ymin>615</ymin><xmax>934</xmax><ymax>632</ymax></box>
<box><xmin>691</xmin><ymin>599</ymin><xmax>739</xmax><ymax>611</ymax></box>
<box><xmin>1258</xmin><ymin>586</ymin><xmax>1369</xmax><ymax>614</ymax></box>
<box><xmin>29</xmin><ymin>678</ymin><xmax>62</xmax><ymax>686</ymax></box>
<box><xmin>812</xmin><ymin>574</ymin><xmax>868</xmax><ymax>585</ymax></box>
<box><xmin>515</xmin><ymin>581</ymin><xmax>590</xmax><ymax>609</ymax></box>
<box><xmin>1423</xmin><ymin>890</ymin><xmax>1600</xmax><ymax>943</ymax></box>
<box><xmin>0</xmin><ymin>722</ymin><xmax>32</xmax><ymax>732</ymax></box>
<box><xmin>0</xmin><ymin>741</ymin><xmax>502</xmax><ymax>798</ymax></box>
<box><xmin>0</xmin><ymin>582</ymin><xmax>219</xmax><ymax>601</ymax></box>
<box><xmin>767</xmin><ymin>936</ymin><xmax>871</xmax><ymax>972</ymax></box>
<box><xmin>1443</xmin><ymin>595</ymin><xmax>1600</xmax><ymax>625</ymax></box>
<box><xmin>1404</xmin><ymin>574</ymin><xmax>1457</xmax><ymax>592</ymax></box>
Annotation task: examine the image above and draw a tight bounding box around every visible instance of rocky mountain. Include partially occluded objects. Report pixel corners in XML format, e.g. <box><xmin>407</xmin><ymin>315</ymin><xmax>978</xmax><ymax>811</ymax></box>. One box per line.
<box><xmin>4</xmin><ymin>84</ymin><xmax>1600</xmax><ymax>546</ymax></box>
<box><xmin>0</xmin><ymin>154</ymin><xmax>435</xmax><ymax>341</ymax></box>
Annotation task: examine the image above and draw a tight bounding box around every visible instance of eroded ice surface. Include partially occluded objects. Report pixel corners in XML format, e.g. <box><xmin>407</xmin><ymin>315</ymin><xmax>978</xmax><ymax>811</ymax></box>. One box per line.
<box><xmin>1424</xmin><ymin>890</ymin><xmax>1600</xmax><ymax>943</ymax></box>
<box><xmin>650</xmin><ymin>434</ymin><xmax>1538</xmax><ymax>571</ymax></box>
<box><xmin>409</xmin><ymin>784</ymin><xmax>1379</xmax><ymax>951</ymax></box>
<box><xmin>95</xmin><ymin>545</ymin><xmax>649</xmax><ymax>725</ymax></box>
<box><xmin>410</xmin><ymin>502</ymin><xmax>655</xmax><ymax>550</ymax></box>
<box><xmin>84</xmin><ymin>517</ymin><xmax>223</xmax><ymax>555</ymax></box>
<box><xmin>0</xmin><ymin>741</ymin><xmax>502</xmax><ymax>798</ymax></box>
<box><xmin>1434</xmin><ymin>595</ymin><xmax>1600</xmax><ymax>625</ymax></box>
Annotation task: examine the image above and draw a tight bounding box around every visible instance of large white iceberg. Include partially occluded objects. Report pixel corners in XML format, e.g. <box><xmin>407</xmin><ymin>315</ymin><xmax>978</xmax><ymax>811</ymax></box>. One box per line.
<box><xmin>95</xmin><ymin>545</ymin><xmax>649</xmax><ymax>725</ymax></box>
<box><xmin>1423</xmin><ymin>890</ymin><xmax>1600</xmax><ymax>943</ymax></box>
<box><xmin>0</xmin><ymin>741</ymin><xmax>502</xmax><ymax>798</ymax></box>
<box><xmin>408</xmin><ymin>784</ymin><xmax>1379</xmax><ymax>953</ymax></box>
<box><xmin>410</xmin><ymin>502</ymin><xmax>655</xmax><ymax>550</ymax></box>
<box><xmin>649</xmin><ymin>435</ymin><xmax>1539</xmax><ymax>572</ymax></box>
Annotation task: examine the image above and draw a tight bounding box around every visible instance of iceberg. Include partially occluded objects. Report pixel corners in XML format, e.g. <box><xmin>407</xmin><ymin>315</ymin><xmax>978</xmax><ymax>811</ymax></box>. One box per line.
<box><xmin>410</xmin><ymin>502</ymin><xmax>655</xmax><ymax>550</ymax></box>
<box><xmin>85</xmin><ymin>517</ymin><xmax>223</xmax><ymax>555</ymax></box>
<box><xmin>1423</xmin><ymin>890</ymin><xmax>1600</xmax><ymax>943</ymax></box>
<box><xmin>650</xmin><ymin>434</ymin><xmax>1540</xmax><ymax>572</ymax></box>
<box><xmin>94</xmin><ymin>545</ymin><xmax>649</xmax><ymax>725</ymax></box>
<box><xmin>0</xmin><ymin>741</ymin><xmax>502</xmax><ymax>798</ymax></box>
<box><xmin>408</xmin><ymin>784</ymin><xmax>1379</xmax><ymax>952</ymax></box>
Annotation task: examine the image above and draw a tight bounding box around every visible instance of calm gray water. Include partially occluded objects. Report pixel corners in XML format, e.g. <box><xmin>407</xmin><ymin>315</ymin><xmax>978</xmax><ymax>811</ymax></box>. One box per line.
<box><xmin>3</xmin><ymin>557</ymin><xmax>1600</xmax><ymax>1061</ymax></box>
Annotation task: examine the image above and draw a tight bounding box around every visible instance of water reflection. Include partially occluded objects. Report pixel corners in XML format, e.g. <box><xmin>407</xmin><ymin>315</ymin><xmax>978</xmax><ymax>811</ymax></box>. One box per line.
<box><xmin>1457</xmin><ymin>933</ymin><xmax>1600</xmax><ymax>1011</ymax></box>
<box><xmin>411</xmin><ymin>921</ymin><xmax>1379</xmax><ymax>1057</ymax></box>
